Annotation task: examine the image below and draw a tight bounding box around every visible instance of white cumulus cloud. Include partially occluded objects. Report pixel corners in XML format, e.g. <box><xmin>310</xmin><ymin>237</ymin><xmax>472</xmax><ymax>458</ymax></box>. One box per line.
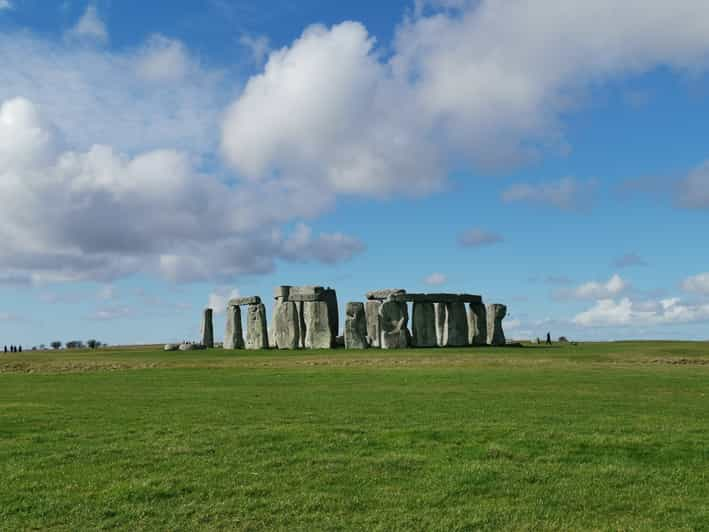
<box><xmin>0</xmin><ymin>97</ymin><xmax>365</xmax><ymax>284</ymax></box>
<box><xmin>221</xmin><ymin>1</ymin><xmax>709</xmax><ymax>198</ymax></box>
<box><xmin>574</xmin><ymin>297</ymin><xmax>709</xmax><ymax>327</ymax></box>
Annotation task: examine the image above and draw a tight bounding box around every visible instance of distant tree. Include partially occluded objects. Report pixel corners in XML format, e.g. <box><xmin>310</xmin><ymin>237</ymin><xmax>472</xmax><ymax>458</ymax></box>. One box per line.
<box><xmin>18</xmin><ymin>345</ymin><xmax>22</xmax><ymax>353</ymax></box>
<box><xmin>66</xmin><ymin>340</ymin><xmax>84</xmax><ymax>349</ymax></box>
<box><xmin>51</xmin><ymin>341</ymin><xmax>62</xmax><ymax>350</ymax></box>
<box><xmin>87</xmin><ymin>339</ymin><xmax>99</xmax><ymax>349</ymax></box>
<box><xmin>39</xmin><ymin>344</ymin><xmax>46</xmax><ymax>350</ymax></box>
<box><xmin>3</xmin><ymin>346</ymin><xmax>6</xmax><ymax>353</ymax></box>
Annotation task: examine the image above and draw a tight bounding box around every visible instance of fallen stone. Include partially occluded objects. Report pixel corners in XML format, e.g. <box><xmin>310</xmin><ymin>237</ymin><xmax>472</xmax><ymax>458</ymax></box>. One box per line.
<box><xmin>441</xmin><ymin>301</ymin><xmax>469</xmax><ymax>347</ymax></box>
<box><xmin>224</xmin><ymin>305</ymin><xmax>245</xmax><ymax>350</ymax></box>
<box><xmin>228</xmin><ymin>296</ymin><xmax>261</xmax><ymax>306</ymax></box>
<box><xmin>303</xmin><ymin>300</ymin><xmax>333</xmax><ymax>349</ymax></box>
<box><xmin>467</xmin><ymin>302</ymin><xmax>487</xmax><ymax>345</ymax></box>
<box><xmin>366</xmin><ymin>289</ymin><xmax>406</xmax><ymax>300</ymax></box>
<box><xmin>246</xmin><ymin>303</ymin><xmax>269</xmax><ymax>350</ymax></box>
<box><xmin>486</xmin><ymin>304</ymin><xmax>507</xmax><ymax>346</ymax></box>
<box><xmin>412</xmin><ymin>301</ymin><xmax>437</xmax><ymax>347</ymax></box>
<box><xmin>179</xmin><ymin>343</ymin><xmax>205</xmax><ymax>351</ymax></box>
<box><xmin>273</xmin><ymin>300</ymin><xmax>300</xmax><ymax>349</ymax></box>
<box><xmin>163</xmin><ymin>343</ymin><xmax>179</xmax><ymax>351</ymax></box>
<box><xmin>365</xmin><ymin>300</ymin><xmax>382</xmax><ymax>348</ymax></box>
<box><xmin>201</xmin><ymin>308</ymin><xmax>214</xmax><ymax>348</ymax></box>
<box><xmin>379</xmin><ymin>300</ymin><xmax>409</xmax><ymax>349</ymax></box>
<box><xmin>344</xmin><ymin>302</ymin><xmax>368</xmax><ymax>349</ymax></box>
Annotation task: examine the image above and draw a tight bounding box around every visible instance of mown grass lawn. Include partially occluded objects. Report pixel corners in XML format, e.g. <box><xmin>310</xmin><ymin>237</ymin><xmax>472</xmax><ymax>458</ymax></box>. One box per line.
<box><xmin>1</xmin><ymin>342</ymin><xmax>708</xmax><ymax>530</ymax></box>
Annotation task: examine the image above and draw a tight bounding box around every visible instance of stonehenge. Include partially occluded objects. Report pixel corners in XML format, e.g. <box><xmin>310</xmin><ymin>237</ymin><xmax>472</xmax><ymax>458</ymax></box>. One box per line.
<box><xmin>195</xmin><ymin>286</ymin><xmax>507</xmax><ymax>351</ymax></box>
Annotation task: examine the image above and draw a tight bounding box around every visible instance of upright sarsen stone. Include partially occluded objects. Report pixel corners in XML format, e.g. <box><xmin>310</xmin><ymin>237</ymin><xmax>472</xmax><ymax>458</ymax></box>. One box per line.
<box><xmin>486</xmin><ymin>304</ymin><xmax>507</xmax><ymax>346</ymax></box>
<box><xmin>344</xmin><ymin>302</ymin><xmax>367</xmax><ymax>349</ymax></box>
<box><xmin>412</xmin><ymin>301</ymin><xmax>437</xmax><ymax>347</ymax></box>
<box><xmin>201</xmin><ymin>308</ymin><xmax>214</xmax><ymax>348</ymax></box>
<box><xmin>379</xmin><ymin>300</ymin><xmax>409</xmax><ymax>349</ymax></box>
<box><xmin>246</xmin><ymin>303</ymin><xmax>269</xmax><ymax>350</ymax></box>
<box><xmin>441</xmin><ymin>301</ymin><xmax>469</xmax><ymax>347</ymax></box>
<box><xmin>365</xmin><ymin>300</ymin><xmax>382</xmax><ymax>348</ymax></box>
<box><xmin>224</xmin><ymin>305</ymin><xmax>244</xmax><ymax>350</ymax></box>
<box><xmin>467</xmin><ymin>302</ymin><xmax>487</xmax><ymax>345</ymax></box>
<box><xmin>273</xmin><ymin>300</ymin><xmax>300</xmax><ymax>349</ymax></box>
<box><xmin>435</xmin><ymin>303</ymin><xmax>445</xmax><ymax>346</ymax></box>
<box><xmin>303</xmin><ymin>300</ymin><xmax>333</xmax><ymax>349</ymax></box>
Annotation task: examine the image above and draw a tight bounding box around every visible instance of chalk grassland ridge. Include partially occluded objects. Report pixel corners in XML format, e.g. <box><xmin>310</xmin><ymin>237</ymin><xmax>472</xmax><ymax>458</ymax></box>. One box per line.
<box><xmin>1</xmin><ymin>342</ymin><xmax>708</xmax><ymax>530</ymax></box>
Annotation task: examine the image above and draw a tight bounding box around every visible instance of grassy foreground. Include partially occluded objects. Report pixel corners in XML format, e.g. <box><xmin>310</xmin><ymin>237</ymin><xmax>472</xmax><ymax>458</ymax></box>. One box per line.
<box><xmin>1</xmin><ymin>342</ymin><xmax>708</xmax><ymax>530</ymax></box>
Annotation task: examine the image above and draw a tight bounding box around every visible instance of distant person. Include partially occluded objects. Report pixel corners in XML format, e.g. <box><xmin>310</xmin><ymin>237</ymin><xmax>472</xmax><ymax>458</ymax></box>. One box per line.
<box><xmin>546</xmin><ymin>332</ymin><xmax>552</xmax><ymax>345</ymax></box>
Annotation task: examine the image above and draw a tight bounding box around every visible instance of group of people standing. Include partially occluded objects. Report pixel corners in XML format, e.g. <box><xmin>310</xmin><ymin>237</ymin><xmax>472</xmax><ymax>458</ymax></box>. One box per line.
<box><xmin>3</xmin><ymin>345</ymin><xmax>21</xmax><ymax>353</ymax></box>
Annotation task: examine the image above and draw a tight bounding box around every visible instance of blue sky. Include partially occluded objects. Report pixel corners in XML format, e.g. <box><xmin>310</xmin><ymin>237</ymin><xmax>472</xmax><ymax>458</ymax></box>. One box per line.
<box><xmin>1</xmin><ymin>0</ymin><xmax>709</xmax><ymax>347</ymax></box>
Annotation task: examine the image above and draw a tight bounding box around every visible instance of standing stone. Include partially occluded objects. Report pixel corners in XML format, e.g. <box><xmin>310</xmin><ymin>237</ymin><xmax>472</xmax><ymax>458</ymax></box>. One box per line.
<box><xmin>323</xmin><ymin>289</ymin><xmax>339</xmax><ymax>340</ymax></box>
<box><xmin>344</xmin><ymin>302</ymin><xmax>368</xmax><ymax>349</ymax></box>
<box><xmin>297</xmin><ymin>301</ymin><xmax>307</xmax><ymax>348</ymax></box>
<box><xmin>441</xmin><ymin>302</ymin><xmax>469</xmax><ymax>347</ymax></box>
<box><xmin>200</xmin><ymin>308</ymin><xmax>214</xmax><ymax>348</ymax></box>
<box><xmin>365</xmin><ymin>300</ymin><xmax>382</xmax><ymax>348</ymax></box>
<box><xmin>303</xmin><ymin>300</ymin><xmax>333</xmax><ymax>349</ymax></box>
<box><xmin>224</xmin><ymin>305</ymin><xmax>244</xmax><ymax>350</ymax></box>
<box><xmin>412</xmin><ymin>302</ymin><xmax>437</xmax><ymax>347</ymax></box>
<box><xmin>435</xmin><ymin>303</ymin><xmax>445</xmax><ymax>346</ymax></box>
<box><xmin>487</xmin><ymin>304</ymin><xmax>507</xmax><ymax>346</ymax></box>
<box><xmin>273</xmin><ymin>300</ymin><xmax>300</xmax><ymax>349</ymax></box>
<box><xmin>467</xmin><ymin>302</ymin><xmax>487</xmax><ymax>345</ymax></box>
<box><xmin>246</xmin><ymin>303</ymin><xmax>269</xmax><ymax>350</ymax></box>
<box><xmin>379</xmin><ymin>300</ymin><xmax>409</xmax><ymax>349</ymax></box>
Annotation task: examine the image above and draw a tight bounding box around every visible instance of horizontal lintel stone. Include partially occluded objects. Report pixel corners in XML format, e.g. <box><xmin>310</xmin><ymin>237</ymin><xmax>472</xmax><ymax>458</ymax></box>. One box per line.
<box><xmin>228</xmin><ymin>296</ymin><xmax>261</xmax><ymax>306</ymax></box>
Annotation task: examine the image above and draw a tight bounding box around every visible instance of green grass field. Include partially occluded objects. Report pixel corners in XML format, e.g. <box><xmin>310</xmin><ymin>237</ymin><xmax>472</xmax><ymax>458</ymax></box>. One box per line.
<box><xmin>1</xmin><ymin>342</ymin><xmax>708</xmax><ymax>530</ymax></box>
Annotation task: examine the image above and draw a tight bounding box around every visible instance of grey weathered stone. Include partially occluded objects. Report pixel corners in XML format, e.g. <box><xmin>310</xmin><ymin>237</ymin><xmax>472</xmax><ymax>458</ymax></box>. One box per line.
<box><xmin>435</xmin><ymin>303</ymin><xmax>445</xmax><ymax>346</ymax></box>
<box><xmin>164</xmin><ymin>343</ymin><xmax>179</xmax><ymax>351</ymax></box>
<box><xmin>344</xmin><ymin>302</ymin><xmax>368</xmax><ymax>349</ymax></box>
<box><xmin>402</xmin><ymin>293</ymin><xmax>482</xmax><ymax>304</ymax></box>
<box><xmin>273</xmin><ymin>285</ymin><xmax>291</xmax><ymax>300</ymax></box>
<box><xmin>441</xmin><ymin>301</ymin><xmax>469</xmax><ymax>347</ymax></box>
<box><xmin>467</xmin><ymin>302</ymin><xmax>487</xmax><ymax>345</ymax></box>
<box><xmin>365</xmin><ymin>300</ymin><xmax>382</xmax><ymax>348</ymax></box>
<box><xmin>303</xmin><ymin>300</ymin><xmax>333</xmax><ymax>349</ymax></box>
<box><xmin>486</xmin><ymin>304</ymin><xmax>507</xmax><ymax>346</ymax></box>
<box><xmin>228</xmin><ymin>296</ymin><xmax>261</xmax><ymax>306</ymax></box>
<box><xmin>366</xmin><ymin>289</ymin><xmax>406</xmax><ymax>300</ymax></box>
<box><xmin>224</xmin><ymin>305</ymin><xmax>245</xmax><ymax>350</ymax></box>
<box><xmin>379</xmin><ymin>300</ymin><xmax>409</xmax><ymax>349</ymax></box>
<box><xmin>246</xmin><ymin>303</ymin><xmax>269</xmax><ymax>350</ymax></box>
<box><xmin>297</xmin><ymin>301</ymin><xmax>306</xmax><ymax>348</ymax></box>
<box><xmin>290</xmin><ymin>285</ymin><xmax>325</xmax><ymax>297</ymax></box>
<box><xmin>179</xmin><ymin>343</ymin><xmax>205</xmax><ymax>351</ymax></box>
<box><xmin>201</xmin><ymin>308</ymin><xmax>214</xmax><ymax>348</ymax></box>
<box><xmin>273</xmin><ymin>300</ymin><xmax>300</xmax><ymax>349</ymax></box>
<box><xmin>412</xmin><ymin>301</ymin><xmax>437</xmax><ymax>347</ymax></box>
<box><xmin>323</xmin><ymin>289</ymin><xmax>339</xmax><ymax>339</ymax></box>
